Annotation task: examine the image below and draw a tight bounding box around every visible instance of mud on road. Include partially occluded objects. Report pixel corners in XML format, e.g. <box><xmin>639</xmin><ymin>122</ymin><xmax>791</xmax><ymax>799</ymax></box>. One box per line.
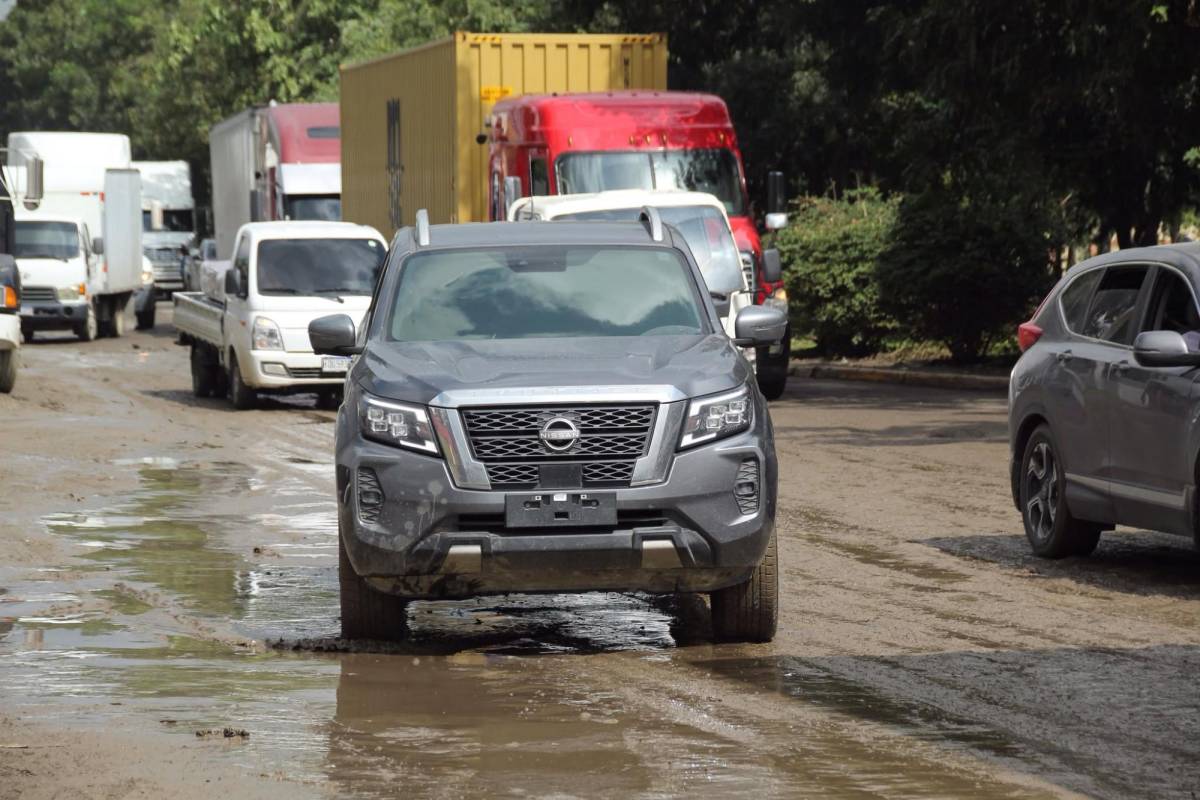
<box><xmin>1</xmin><ymin>306</ymin><xmax>1198</xmax><ymax>799</ymax></box>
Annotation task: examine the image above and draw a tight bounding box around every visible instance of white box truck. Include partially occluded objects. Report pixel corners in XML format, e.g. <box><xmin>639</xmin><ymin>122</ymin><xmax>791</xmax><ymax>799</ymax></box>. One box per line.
<box><xmin>7</xmin><ymin>132</ymin><xmax>156</xmax><ymax>339</ymax></box>
<box><xmin>134</xmin><ymin>160</ymin><xmax>195</xmax><ymax>295</ymax></box>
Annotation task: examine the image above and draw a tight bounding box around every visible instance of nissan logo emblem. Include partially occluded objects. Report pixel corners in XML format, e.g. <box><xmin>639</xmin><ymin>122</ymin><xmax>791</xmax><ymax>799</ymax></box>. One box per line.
<box><xmin>539</xmin><ymin>416</ymin><xmax>580</xmax><ymax>452</ymax></box>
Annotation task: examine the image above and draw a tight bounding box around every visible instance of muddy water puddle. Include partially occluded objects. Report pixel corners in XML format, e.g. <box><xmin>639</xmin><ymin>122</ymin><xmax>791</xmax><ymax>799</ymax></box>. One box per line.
<box><xmin>0</xmin><ymin>459</ymin><xmax>1075</xmax><ymax>797</ymax></box>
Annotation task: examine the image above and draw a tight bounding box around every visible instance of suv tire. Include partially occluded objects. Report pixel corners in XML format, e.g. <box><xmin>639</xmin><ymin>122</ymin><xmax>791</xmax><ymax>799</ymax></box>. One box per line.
<box><xmin>227</xmin><ymin>352</ymin><xmax>257</xmax><ymax>410</ymax></box>
<box><xmin>755</xmin><ymin>324</ymin><xmax>790</xmax><ymax>401</ymax></box>
<box><xmin>339</xmin><ymin>528</ymin><xmax>408</xmax><ymax>641</ymax></box>
<box><xmin>1020</xmin><ymin>425</ymin><xmax>1101</xmax><ymax>558</ymax></box>
<box><xmin>710</xmin><ymin>526</ymin><xmax>778</xmax><ymax>642</ymax></box>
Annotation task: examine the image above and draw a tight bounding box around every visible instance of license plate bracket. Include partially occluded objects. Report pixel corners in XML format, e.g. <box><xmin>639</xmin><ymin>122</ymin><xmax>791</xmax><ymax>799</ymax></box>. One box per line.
<box><xmin>504</xmin><ymin>492</ymin><xmax>617</xmax><ymax>528</ymax></box>
<box><xmin>322</xmin><ymin>356</ymin><xmax>351</xmax><ymax>374</ymax></box>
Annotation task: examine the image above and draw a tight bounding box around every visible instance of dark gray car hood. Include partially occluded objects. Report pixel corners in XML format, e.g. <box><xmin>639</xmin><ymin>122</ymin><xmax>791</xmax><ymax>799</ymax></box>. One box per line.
<box><xmin>357</xmin><ymin>335</ymin><xmax>750</xmax><ymax>405</ymax></box>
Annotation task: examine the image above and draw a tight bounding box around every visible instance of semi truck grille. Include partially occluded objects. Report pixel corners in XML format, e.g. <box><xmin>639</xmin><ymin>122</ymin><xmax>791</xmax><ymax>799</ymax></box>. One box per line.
<box><xmin>22</xmin><ymin>286</ymin><xmax>56</xmax><ymax>303</ymax></box>
<box><xmin>463</xmin><ymin>404</ymin><xmax>656</xmax><ymax>490</ymax></box>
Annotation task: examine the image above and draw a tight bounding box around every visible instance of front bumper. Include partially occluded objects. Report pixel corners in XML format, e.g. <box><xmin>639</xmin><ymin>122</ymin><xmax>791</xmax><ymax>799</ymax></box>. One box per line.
<box><xmin>0</xmin><ymin>314</ymin><xmax>19</xmax><ymax>351</ymax></box>
<box><xmin>19</xmin><ymin>299</ymin><xmax>88</xmax><ymax>331</ymax></box>
<box><xmin>242</xmin><ymin>348</ymin><xmax>349</xmax><ymax>390</ymax></box>
<box><xmin>337</xmin><ymin>407</ymin><xmax>777</xmax><ymax>599</ymax></box>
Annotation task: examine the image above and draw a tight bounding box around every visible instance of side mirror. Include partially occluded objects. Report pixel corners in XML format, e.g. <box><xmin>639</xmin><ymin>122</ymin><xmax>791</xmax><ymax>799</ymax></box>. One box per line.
<box><xmin>765</xmin><ymin>170</ymin><xmax>787</xmax><ymax>230</ymax></box>
<box><xmin>224</xmin><ymin>268</ymin><xmax>242</xmax><ymax>298</ymax></box>
<box><xmin>1133</xmin><ymin>330</ymin><xmax>1200</xmax><ymax>368</ymax></box>
<box><xmin>732</xmin><ymin>305</ymin><xmax>787</xmax><ymax>347</ymax></box>
<box><xmin>91</xmin><ymin>236</ymin><xmax>104</xmax><ymax>255</ymax></box>
<box><xmin>761</xmin><ymin>248</ymin><xmax>783</xmax><ymax>284</ymax></box>
<box><xmin>309</xmin><ymin>314</ymin><xmax>361</xmax><ymax>356</ymax></box>
<box><xmin>503</xmin><ymin>175</ymin><xmax>523</xmax><ymax>213</ymax></box>
<box><xmin>23</xmin><ymin>156</ymin><xmax>43</xmax><ymax>210</ymax></box>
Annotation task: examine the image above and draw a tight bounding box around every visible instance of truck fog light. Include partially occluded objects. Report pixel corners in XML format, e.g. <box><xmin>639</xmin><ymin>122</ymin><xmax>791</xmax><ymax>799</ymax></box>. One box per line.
<box><xmin>734</xmin><ymin>458</ymin><xmax>760</xmax><ymax>515</ymax></box>
<box><xmin>262</xmin><ymin>362</ymin><xmax>287</xmax><ymax>377</ymax></box>
<box><xmin>357</xmin><ymin>467</ymin><xmax>384</xmax><ymax>523</ymax></box>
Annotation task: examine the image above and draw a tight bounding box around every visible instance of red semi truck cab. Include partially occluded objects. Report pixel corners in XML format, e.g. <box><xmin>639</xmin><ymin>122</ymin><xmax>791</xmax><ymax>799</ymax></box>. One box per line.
<box><xmin>485</xmin><ymin>91</ymin><xmax>790</xmax><ymax>398</ymax></box>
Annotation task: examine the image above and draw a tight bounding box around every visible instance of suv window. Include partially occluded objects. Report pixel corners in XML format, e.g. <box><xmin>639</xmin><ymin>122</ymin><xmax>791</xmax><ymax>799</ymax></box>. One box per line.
<box><xmin>1059</xmin><ymin>270</ymin><xmax>1102</xmax><ymax>333</ymax></box>
<box><xmin>1146</xmin><ymin>269</ymin><xmax>1200</xmax><ymax>347</ymax></box>
<box><xmin>1081</xmin><ymin>266</ymin><xmax>1148</xmax><ymax>344</ymax></box>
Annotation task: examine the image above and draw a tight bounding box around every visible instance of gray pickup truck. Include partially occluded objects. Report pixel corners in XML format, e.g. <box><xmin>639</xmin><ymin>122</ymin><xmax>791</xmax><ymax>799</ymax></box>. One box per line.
<box><xmin>310</xmin><ymin>209</ymin><xmax>787</xmax><ymax>642</ymax></box>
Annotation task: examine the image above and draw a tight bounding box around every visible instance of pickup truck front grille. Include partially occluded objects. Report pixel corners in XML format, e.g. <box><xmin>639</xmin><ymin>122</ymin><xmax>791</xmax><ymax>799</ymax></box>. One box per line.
<box><xmin>21</xmin><ymin>286</ymin><xmax>57</xmax><ymax>303</ymax></box>
<box><xmin>463</xmin><ymin>404</ymin><xmax>656</xmax><ymax>490</ymax></box>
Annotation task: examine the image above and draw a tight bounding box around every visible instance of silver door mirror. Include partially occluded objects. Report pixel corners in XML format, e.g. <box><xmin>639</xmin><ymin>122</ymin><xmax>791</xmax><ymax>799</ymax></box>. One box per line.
<box><xmin>1133</xmin><ymin>330</ymin><xmax>1200</xmax><ymax>368</ymax></box>
<box><xmin>91</xmin><ymin>236</ymin><xmax>104</xmax><ymax>255</ymax></box>
<box><xmin>23</xmin><ymin>156</ymin><xmax>43</xmax><ymax>210</ymax></box>
<box><xmin>733</xmin><ymin>304</ymin><xmax>787</xmax><ymax>347</ymax></box>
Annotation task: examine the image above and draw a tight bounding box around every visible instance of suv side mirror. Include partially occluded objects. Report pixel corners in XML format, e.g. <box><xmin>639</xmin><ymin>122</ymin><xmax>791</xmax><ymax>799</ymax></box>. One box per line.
<box><xmin>765</xmin><ymin>170</ymin><xmax>787</xmax><ymax>230</ymax></box>
<box><xmin>732</xmin><ymin>305</ymin><xmax>787</xmax><ymax>347</ymax></box>
<box><xmin>1133</xmin><ymin>330</ymin><xmax>1200</xmax><ymax>368</ymax></box>
<box><xmin>91</xmin><ymin>236</ymin><xmax>104</xmax><ymax>255</ymax></box>
<box><xmin>309</xmin><ymin>314</ymin><xmax>361</xmax><ymax>356</ymax></box>
<box><xmin>761</xmin><ymin>248</ymin><xmax>783</xmax><ymax>284</ymax></box>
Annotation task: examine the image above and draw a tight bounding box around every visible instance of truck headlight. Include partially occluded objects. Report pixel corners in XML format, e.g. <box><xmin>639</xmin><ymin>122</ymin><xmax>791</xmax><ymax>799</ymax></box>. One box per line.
<box><xmin>360</xmin><ymin>394</ymin><xmax>439</xmax><ymax>454</ymax></box>
<box><xmin>252</xmin><ymin>316</ymin><xmax>284</xmax><ymax>351</ymax></box>
<box><xmin>56</xmin><ymin>285</ymin><xmax>81</xmax><ymax>301</ymax></box>
<box><xmin>764</xmin><ymin>287</ymin><xmax>788</xmax><ymax>312</ymax></box>
<box><xmin>679</xmin><ymin>385</ymin><xmax>753</xmax><ymax>449</ymax></box>
<box><xmin>142</xmin><ymin>268</ymin><xmax>154</xmax><ymax>285</ymax></box>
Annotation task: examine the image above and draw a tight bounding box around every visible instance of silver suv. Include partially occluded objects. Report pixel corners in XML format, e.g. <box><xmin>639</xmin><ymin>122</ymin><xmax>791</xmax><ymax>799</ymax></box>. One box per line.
<box><xmin>1010</xmin><ymin>243</ymin><xmax>1200</xmax><ymax>557</ymax></box>
<box><xmin>310</xmin><ymin>210</ymin><xmax>787</xmax><ymax>642</ymax></box>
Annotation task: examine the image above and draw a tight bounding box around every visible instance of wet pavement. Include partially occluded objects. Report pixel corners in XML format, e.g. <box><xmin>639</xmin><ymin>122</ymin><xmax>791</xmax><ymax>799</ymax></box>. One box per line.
<box><xmin>1</xmin><ymin>312</ymin><xmax>1198</xmax><ymax>798</ymax></box>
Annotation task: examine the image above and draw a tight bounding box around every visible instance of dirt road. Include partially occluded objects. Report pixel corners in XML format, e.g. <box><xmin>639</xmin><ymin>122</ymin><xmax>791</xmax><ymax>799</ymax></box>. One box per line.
<box><xmin>1</xmin><ymin>306</ymin><xmax>1197</xmax><ymax>799</ymax></box>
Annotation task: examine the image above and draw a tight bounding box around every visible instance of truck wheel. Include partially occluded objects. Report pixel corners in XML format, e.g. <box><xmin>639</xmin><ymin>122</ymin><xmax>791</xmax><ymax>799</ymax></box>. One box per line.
<box><xmin>136</xmin><ymin>302</ymin><xmax>156</xmax><ymax>331</ymax></box>
<box><xmin>74</xmin><ymin>303</ymin><xmax>98</xmax><ymax>342</ymax></box>
<box><xmin>339</xmin><ymin>527</ymin><xmax>408</xmax><ymax>641</ymax></box>
<box><xmin>227</xmin><ymin>352</ymin><xmax>257</xmax><ymax>410</ymax></box>
<box><xmin>755</xmin><ymin>325</ymin><xmax>791</xmax><ymax>401</ymax></box>
<box><xmin>190</xmin><ymin>345</ymin><xmax>217</xmax><ymax>397</ymax></box>
<box><xmin>21</xmin><ymin>325</ymin><xmax>33</xmax><ymax>343</ymax></box>
<box><xmin>0</xmin><ymin>351</ymin><xmax>16</xmax><ymax>394</ymax></box>
<box><xmin>710</xmin><ymin>526</ymin><xmax>778</xmax><ymax>643</ymax></box>
<box><xmin>107</xmin><ymin>300</ymin><xmax>126</xmax><ymax>338</ymax></box>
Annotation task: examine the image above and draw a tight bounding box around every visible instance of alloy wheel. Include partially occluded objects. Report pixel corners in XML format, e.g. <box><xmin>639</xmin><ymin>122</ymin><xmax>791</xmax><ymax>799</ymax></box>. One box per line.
<box><xmin>1025</xmin><ymin>441</ymin><xmax>1058</xmax><ymax>543</ymax></box>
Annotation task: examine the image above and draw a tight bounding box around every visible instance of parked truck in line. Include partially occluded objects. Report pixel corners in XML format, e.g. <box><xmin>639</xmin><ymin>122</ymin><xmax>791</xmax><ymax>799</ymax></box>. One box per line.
<box><xmin>209</xmin><ymin>103</ymin><xmax>342</xmax><ymax>260</ymax></box>
<box><xmin>172</xmin><ymin>221</ymin><xmax>385</xmax><ymax>409</ymax></box>
<box><xmin>135</xmin><ymin>160</ymin><xmax>195</xmax><ymax>296</ymax></box>
<box><xmin>6</xmin><ymin>132</ymin><xmax>155</xmax><ymax>340</ymax></box>
<box><xmin>338</xmin><ymin>31</ymin><xmax>668</xmax><ymax>234</ymax></box>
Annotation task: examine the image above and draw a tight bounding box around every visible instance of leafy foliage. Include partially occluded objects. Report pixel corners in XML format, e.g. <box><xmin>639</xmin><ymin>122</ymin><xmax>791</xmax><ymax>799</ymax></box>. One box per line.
<box><xmin>776</xmin><ymin>190</ymin><xmax>897</xmax><ymax>357</ymax></box>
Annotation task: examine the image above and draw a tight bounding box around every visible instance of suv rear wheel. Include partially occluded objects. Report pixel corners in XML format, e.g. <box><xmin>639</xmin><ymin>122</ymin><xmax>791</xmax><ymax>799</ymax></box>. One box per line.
<box><xmin>339</xmin><ymin>527</ymin><xmax>408</xmax><ymax>640</ymax></box>
<box><xmin>710</xmin><ymin>526</ymin><xmax>778</xmax><ymax>642</ymax></box>
<box><xmin>1020</xmin><ymin>425</ymin><xmax>1101</xmax><ymax>558</ymax></box>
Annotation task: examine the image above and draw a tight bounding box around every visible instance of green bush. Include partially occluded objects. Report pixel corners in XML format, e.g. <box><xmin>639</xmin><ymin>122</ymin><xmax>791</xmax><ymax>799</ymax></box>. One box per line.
<box><xmin>776</xmin><ymin>189</ymin><xmax>899</xmax><ymax>357</ymax></box>
<box><xmin>876</xmin><ymin>186</ymin><xmax>1056</xmax><ymax>363</ymax></box>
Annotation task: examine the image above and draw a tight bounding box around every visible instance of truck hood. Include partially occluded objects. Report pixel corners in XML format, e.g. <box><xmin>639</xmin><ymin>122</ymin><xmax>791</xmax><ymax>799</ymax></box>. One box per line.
<box><xmin>358</xmin><ymin>335</ymin><xmax>751</xmax><ymax>406</ymax></box>
<box><xmin>17</xmin><ymin>257</ymin><xmax>87</xmax><ymax>290</ymax></box>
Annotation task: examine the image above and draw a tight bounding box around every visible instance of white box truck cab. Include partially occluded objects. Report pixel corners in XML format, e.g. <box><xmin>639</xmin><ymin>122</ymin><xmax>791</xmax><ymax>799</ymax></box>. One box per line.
<box><xmin>135</xmin><ymin>160</ymin><xmax>195</xmax><ymax>296</ymax></box>
<box><xmin>173</xmin><ymin>221</ymin><xmax>385</xmax><ymax>410</ymax></box>
<box><xmin>7</xmin><ymin>132</ymin><xmax>156</xmax><ymax>340</ymax></box>
<box><xmin>507</xmin><ymin>190</ymin><xmax>782</xmax><ymax>345</ymax></box>
<box><xmin>208</xmin><ymin>102</ymin><xmax>341</xmax><ymax>260</ymax></box>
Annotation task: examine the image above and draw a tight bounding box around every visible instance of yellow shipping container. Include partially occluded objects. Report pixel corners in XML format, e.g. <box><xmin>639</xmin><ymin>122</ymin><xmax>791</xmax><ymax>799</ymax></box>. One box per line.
<box><xmin>340</xmin><ymin>31</ymin><xmax>668</xmax><ymax>237</ymax></box>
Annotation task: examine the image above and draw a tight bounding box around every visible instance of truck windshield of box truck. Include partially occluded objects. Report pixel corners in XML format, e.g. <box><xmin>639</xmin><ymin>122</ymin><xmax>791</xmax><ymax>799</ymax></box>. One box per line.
<box><xmin>556</xmin><ymin>150</ymin><xmax>745</xmax><ymax>216</ymax></box>
<box><xmin>14</xmin><ymin>221</ymin><xmax>79</xmax><ymax>260</ymax></box>
<box><xmin>286</xmin><ymin>195</ymin><xmax>341</xmax><ymax>221</ymax></box>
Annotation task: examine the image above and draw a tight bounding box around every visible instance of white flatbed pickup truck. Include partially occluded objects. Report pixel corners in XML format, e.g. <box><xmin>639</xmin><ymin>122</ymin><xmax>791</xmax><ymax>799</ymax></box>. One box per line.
<box><xmin>172</xmin><ymin>221</ymin><xmax>386</xmax><ymax>409</ymax></box>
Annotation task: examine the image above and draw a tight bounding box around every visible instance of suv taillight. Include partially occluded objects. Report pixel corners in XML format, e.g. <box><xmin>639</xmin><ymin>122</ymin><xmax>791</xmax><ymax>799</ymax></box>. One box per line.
<box><xmin>1018</xmin><ymin>322</ymin><xmax>1043</xmax><ymax>351</ymax></box>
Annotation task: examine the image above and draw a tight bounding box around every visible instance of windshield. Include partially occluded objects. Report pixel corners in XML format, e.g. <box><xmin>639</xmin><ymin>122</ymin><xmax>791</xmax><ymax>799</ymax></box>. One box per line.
<box><xmin>388</xmin><ymin>246</ymin><xmax>708</xmax><ymax>342</ymax></box>
<box><xmin>286</xmin><ymin>195</ymin><xmax>342</xmax><ymax>221</ymax></box>
<box><xmin>555</xmin><ymin>206</ymin><xmax>745</xmax><ymax>295</ymax></box>
<box><xmin>557</xmin><ymin>150</ymin><xmax>746</xmax><ymax>216</ymax></box>
<box><xmin>142</xmin><ymin>209</ymin><xmax>194</xmax><ymax>232</ymax></box>
<box><xmin>256</xmin><ymin>238</ymin><xmax>385</xmax><ymax>297</ymax></box>
<box><xmin>14</xmin><ymin>221</ymin><xmax>80</xmax><ymax>260</ymax></box>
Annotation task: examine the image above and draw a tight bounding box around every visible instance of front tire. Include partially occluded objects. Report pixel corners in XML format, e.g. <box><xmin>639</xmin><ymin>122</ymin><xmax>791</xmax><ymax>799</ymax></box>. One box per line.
<box><xmin>136</xmin><ymin>302</ymin><xmax>156</xmax><ymax>331</ymax></box>
<box><xmin>339</xmin><ymin>528</ymin><xmax>408</xmax><ymax>641</ymax></box>
<box><xmin>190</xmin><ymin>344</ymin><xmax>219</xmax><ymax>398</ymax></box>
<box><xmin>755</xmin><ymin>323</ymin><xmax>790</xmax><ymax>401</ymax></box>
<box><xmin>1020</xmin><ymin>425</ymin><xmax>1102</xmax><ymax>558</ymax></box>
<box><xmin>74</xmin><ymin>302</ymin><xmax>98</xmax><ymax>342</ymax></box>
<box><xmin>710</xmin><ymin>526</ymin><xmax>778</xmax><ymax>642</ymax></box>
<box><xmin>227</xmin><ymin>352</ymin><xmax>257</xmax><ymax>410</ymax></box>
<box><xmin>0</xmin><ymin>350</ymin><xmax>16</xmax><ymax>394</ymax></box>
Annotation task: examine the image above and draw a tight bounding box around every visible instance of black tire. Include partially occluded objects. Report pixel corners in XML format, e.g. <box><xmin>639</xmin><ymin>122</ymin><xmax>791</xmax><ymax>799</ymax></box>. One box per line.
<box><xmin>1020</xmin><ymin>425</ymin><xmax>1102</xmax><ymax>558</ymax></box>
<box><xmin>136</xmin><ymin>302</ymin><xmax>156</xmax><ymax>331</ymax></box>
<box><xmin>710</xmin><ymin>526</ymin><xmax>778</xmax><ymax>642</ymax></box>
<box><xmin>190</xmin><ymin>345</ymin><xmax>217</xmax><ymax>398</ymax></box>
<box><xmin>227</xmin><ymin>352</ymin><xmax>257</xmax><ymax>410</ymax></box>
<box><xmin>339</xmin><ymin>528</ymin><xmax>408</xmax><ymax>640</ymax></box>
<box><xmin>108</xmin><ymin>300</ymin><xmax>126</xmax><ymax>338</ymax></box>
<box><xmin>21</xmin><ymin>326</ymin><xmax>33</xmax><ymax>343</ymax></box>
<box><xmin>0</xmin><ymin>350</ymin><xmax>16</xmax><ymax>394</ymax></box>
<box><xmin>74</xmin><ymin>303</ymin><xmax>98</xmax><ymax>342</ymax></box>
<box><xmin>755</xmin><ymin>323</ymin><xmax>791</xmax><ymax>401</ymax></box>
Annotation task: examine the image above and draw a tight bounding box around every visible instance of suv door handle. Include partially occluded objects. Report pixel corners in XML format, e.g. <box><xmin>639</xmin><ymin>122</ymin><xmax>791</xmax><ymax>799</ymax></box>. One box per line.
<box><xmin>1055</xmin><ymin>350</ymin><xmax>1073</xmax><ymax>363</ymax></box>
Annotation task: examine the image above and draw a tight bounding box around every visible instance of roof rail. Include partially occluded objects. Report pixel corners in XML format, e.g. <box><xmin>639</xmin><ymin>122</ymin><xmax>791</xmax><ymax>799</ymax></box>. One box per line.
<box><xmin>639</xmin><ymin>206</ymin><xmax>663</xmax><ymax>242</ymax></box>
<box><xmin>415</xmin><ymin>209</ymin><xmax>430</xmax><ymax>247</ymax></box>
